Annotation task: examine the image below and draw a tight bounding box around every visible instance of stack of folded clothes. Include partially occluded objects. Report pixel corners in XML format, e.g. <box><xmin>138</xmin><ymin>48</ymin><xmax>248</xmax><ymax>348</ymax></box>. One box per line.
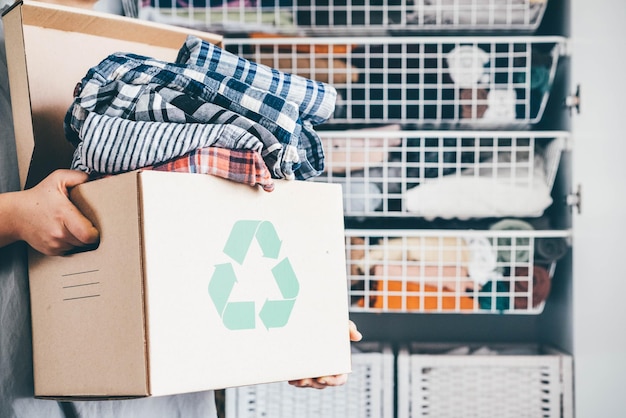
<box><xmin>64</xmin><ymin>35</ymin><xmax>337</xmax><ymax>190</ymax></box>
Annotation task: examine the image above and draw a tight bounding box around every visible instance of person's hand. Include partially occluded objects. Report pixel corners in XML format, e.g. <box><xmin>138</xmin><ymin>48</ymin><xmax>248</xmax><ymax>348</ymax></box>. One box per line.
<box><xmin>4</xmin><ymin>169</ymin><xmax>99</xmax><ymax>255</ymax></box>
<box><xmin>288</xmin><ymin>320</ymin><xmax>363</xmax><ymax>389</ymax></box>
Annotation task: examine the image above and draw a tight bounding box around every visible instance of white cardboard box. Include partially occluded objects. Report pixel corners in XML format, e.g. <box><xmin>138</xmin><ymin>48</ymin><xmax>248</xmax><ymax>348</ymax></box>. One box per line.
<box><xmin>3</xmin><ymin>0</ymin><xmax>351</xmax><ymax>398</ymax></box>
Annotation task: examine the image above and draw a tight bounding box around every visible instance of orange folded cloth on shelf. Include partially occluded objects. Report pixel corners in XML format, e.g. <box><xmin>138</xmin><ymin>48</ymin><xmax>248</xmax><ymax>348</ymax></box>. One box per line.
<box><xmin>258</xmin><ymin>57</ymin><xmax>359</xmax><ymax>84</ymax></box>
<box><xmin>356</xmin><ymin>265</ymin><xmax>476</xmax><ymax>311</ymax></box>
<box><xmin>249</xmin><ymin>32</ymin><xmax>357</xmax><ymax>54</ymax></box>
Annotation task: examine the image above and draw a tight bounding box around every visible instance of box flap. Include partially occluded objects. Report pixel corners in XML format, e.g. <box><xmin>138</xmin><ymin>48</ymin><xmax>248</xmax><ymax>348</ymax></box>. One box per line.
<box><xmin>15</xmin><ymin>0</ymin><xmax>222</xmax><ymax>49</ymax></box>
<box><xmin>2</xmin><ymin>0</ymin><xmax>223</xmax><ymax>189</ymax></box>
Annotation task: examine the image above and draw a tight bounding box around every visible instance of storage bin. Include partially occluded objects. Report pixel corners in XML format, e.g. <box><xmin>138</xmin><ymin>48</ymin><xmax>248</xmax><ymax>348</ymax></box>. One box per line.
<box><xmin>345</xmin><ymin>228</ymin><xmax>570</xmax><ymax>314</ymax></box>
<box><xmin>225</xmin><ymin>342</ymin><xmax>395</xmax><ymax>418</ymax></box>
<box><xmin>223</xmin><ymin>35</ymin><xmax>565</xmax><ymax>127</ymax></box>
<box><xmin>314</xmin><ymin>130</ymin><xmax>566</xmax><ymax>218</ymax></box>
<box><xmin>397</xmin><ymin>342</ymin><xmax>573</xmax><ymax>418</ymax></box>
<box><xmin>137</xmin><ymin>0</ymin><xmax>549</xmax><ymax>35</ymax></box>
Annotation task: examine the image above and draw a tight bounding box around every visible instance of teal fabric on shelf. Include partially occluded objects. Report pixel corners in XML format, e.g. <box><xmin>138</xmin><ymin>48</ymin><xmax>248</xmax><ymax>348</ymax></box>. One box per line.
<box><xmin>489</xmin><ymin>218</ymin><xmax>535</xmax><ymax>266</ymax></box>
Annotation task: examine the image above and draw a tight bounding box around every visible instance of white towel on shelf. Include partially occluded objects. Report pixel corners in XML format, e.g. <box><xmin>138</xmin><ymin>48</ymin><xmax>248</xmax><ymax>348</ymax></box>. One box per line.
<box><xmin>411</xmin><ymin>0</ymin><xmax>545</xmax><ymax>26</ymax></box>
<box><xmin>404</xmin><ymin>152</ymin><xmax>552</xmax><ymax>220</ymax></box>
<box><xmin>446</xmin><ymin>45</ymin><xmax>490</xmax><ymax>88</ymax></box>
<box><xmin>463</xmin><ymin>236</ymin><xmax>501</xmax><ymax>287</ymax></box>
<box><xmin>483</xmin><ymin>88</ymin><xmax>517</xmax><ymax>121</ymax></box>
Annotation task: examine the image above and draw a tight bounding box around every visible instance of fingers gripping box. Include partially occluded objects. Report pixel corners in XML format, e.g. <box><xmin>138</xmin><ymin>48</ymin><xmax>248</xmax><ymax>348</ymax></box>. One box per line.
<box><xmin>3</xmin><ymin>0</ymin><xmax>351</xmax><ymax>399</ymax></box>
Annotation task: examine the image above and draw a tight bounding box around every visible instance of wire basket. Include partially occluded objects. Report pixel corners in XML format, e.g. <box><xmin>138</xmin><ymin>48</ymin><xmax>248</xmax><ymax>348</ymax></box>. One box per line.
<box><xmin>314</xmin><ymin>131</ymin><xmax>566</xmax><ymax>219</ymax></box>
<box><xmin>223</xmin><ymin>35</ymin><xmax>565</xmax><ymax>127</ymax></box>
<box><xmin>346</xmin><ymin>228</ymin><xmax>570</xmax><ymax>314</ymax></box>
<box><xmin>136</xmin><ymin>0</ymin><xmax>549</xmax><ymax>35</ymax></box>
<box><xmin>225</xmin><ymin>342</ymin><xmax>394</xmax><ymax>418</ymax></box>
<box><xmin>397</xmin><ymin>343</ymin><xmax>573</xmax><ymax>418</ymax></box>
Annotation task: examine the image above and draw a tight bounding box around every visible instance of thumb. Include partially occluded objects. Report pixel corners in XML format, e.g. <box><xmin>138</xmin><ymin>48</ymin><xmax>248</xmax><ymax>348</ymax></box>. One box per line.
<box><xmin>63</xmin><ymin>202</ymin><xmax>100</xmax><ymax>246</ymax></box>
<box><xmin>54</xmin><ymin>170</ymin><xmax>100</xmax><ymax>245</ymax></box>
<box><xmin>56</xmin><ymin>169</ymin><xmax>90</xmax><ymax>191</ymax></box>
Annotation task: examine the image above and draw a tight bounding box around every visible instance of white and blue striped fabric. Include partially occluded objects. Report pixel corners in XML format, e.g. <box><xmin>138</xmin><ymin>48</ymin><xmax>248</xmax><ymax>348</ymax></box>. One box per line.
<box><xmin>72</xmin><ymin>112</ymin><xmax>264</xmax><ymax>174</ymax></box>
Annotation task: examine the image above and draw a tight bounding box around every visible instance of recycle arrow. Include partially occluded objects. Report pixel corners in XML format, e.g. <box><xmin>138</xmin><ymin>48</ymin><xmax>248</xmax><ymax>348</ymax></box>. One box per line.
<box><xmin>271</xmin><ymin>258</ymin><xmax>299</xmax><ymax>299</ymax></box>
<box><xmin>209</xmin><ymin>220</ymin><xmax>299</xmax><ymax>331</ymax></box>
<box><xmin>208</xmin><ymin>263</ymin><xmax>237</xmax><ymax>315</ymax></box>
<box><xmin>259</xmin><ymin>299</ymin><xmax>296</xmax><ymax>329</ymax></box>
<box><xmin>223</xmin><ymin>220</ymin><xmax>282</xmax><ymax>264</ymax></box>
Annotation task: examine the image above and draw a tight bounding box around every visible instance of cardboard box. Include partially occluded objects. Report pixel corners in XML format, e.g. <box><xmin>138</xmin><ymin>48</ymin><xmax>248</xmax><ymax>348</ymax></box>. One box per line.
<box><xmin>3</xmin><ymin>0</ymin><xmax>351</xmax><ymax>398</ymax></box>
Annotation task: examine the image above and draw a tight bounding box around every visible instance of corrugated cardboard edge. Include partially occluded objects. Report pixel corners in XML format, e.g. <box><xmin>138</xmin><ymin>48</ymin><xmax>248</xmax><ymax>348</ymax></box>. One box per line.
<box><xmin>15</xmin><ymin>0</ymin><xmax>222</xmax><ymax>49</ymax></box>
<box><xmin>2</xmin><ymin>2</ymin><xmax>32</xmax><ymax>190</ymax></box>
<box><xmin>136</xmin><ymin>170</ymin><xmax>151</xmax><ymax>397</ymax></box>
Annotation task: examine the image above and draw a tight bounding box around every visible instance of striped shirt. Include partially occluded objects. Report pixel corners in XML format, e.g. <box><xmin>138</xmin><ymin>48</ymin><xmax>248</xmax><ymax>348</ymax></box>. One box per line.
<box><xmin>72</xmin><ymin>112</ymin><xmax>264</xmax><ymax>175</ymax></box>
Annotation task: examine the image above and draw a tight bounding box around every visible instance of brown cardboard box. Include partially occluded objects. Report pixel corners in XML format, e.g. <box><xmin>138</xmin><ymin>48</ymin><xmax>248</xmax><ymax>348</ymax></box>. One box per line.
<box><xmin>3</xmin><ymin>0</ymin><xmax>351</xmax><ymax>398</ymax></box>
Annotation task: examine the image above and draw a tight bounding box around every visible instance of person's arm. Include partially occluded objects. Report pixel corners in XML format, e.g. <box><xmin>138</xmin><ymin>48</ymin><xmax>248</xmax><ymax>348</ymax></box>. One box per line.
<box><xmin>288</xmin><ymin>320</ymin><xmax>363</xmax><ymax>389</ymax></box>
<box><xmin>0</xmin><ymin>169</ymin><xmax>99</xmax><ymax>255</ymax></box>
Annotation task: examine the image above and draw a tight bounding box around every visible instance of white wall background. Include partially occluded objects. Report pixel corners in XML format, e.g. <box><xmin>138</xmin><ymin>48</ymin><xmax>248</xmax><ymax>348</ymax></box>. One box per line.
<box><xmin>571</xmin><ymin>0</ymin><xmax>626</xmax><ymax>417</ymax></box>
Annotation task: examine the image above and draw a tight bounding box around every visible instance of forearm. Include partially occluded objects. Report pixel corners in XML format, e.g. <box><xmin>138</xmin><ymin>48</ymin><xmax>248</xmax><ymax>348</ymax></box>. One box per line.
<box><xmin>0</xmin><ymin>191</ymin><xmax>22</xmax><ymax>248</ymax></box>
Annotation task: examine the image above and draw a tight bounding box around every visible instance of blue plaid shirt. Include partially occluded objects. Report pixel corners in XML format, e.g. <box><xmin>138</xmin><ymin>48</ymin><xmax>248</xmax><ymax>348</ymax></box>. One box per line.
<box><xmin>176</xmin><ymin>35</ymin><xmax>337</xmax><ymax>126</ymax></box>
<box><xmin>66</xmin><ymin>44</ymin><xmax>333</xmax><ymax>180</ymax></box>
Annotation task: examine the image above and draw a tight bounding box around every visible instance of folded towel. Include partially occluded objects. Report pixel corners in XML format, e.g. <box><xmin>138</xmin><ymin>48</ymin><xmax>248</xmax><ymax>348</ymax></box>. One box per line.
<box><xmin>359</xmin><ymin>265</ymin><xmax>476</xmax><ymax>312</ymax></box>
<box><xmin>489</xmin><ymin>218</ymin><xmax>535</xmax><ymax>265</ymax></box>
<box><xmin>513</xmin><ymin>265</ymin><xmax>551</xmax><ymax>309</ymax></box>
<box><xmin>535</xmin><ymin>237</ymin><xmax>569</xmax><ymax>264</ymax></box>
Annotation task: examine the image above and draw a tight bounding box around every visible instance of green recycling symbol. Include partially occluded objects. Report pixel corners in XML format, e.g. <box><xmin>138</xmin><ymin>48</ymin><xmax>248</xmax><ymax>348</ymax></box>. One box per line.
<box><xmin>208</xmin><ymin>220</ymin><xmax>299</xmax><ymax>330</ymax></box>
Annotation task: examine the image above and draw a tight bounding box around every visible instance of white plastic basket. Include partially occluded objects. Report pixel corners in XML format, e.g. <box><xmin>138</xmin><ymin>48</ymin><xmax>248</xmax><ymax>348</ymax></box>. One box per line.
<box><xmin>223</xmin><ymin>35</ymin><xmax>565</xmax><ymax>127</ymax></box>
<box><xmin>225</xmin><ymin>342</ymin><xmax>394</xmax><ymax>418</ymax></box>
<box><xmin>314</xmin><ymin>131</ymin><xmax>567</xmax><ymax>219</ymax></box>
<box><xmin>397</xmin><ymin>343</ymin><xmax>573</xmax><ymax>418</ymax></box>
<box><xmin>136</xmin><ymin>0</ymin><xmax>549</xmax><ymax>35</ymax></box>
<box><xmin>345</xmin><ymin>228</ymin><xmax>570</xmax><ymax>315</ymax></box>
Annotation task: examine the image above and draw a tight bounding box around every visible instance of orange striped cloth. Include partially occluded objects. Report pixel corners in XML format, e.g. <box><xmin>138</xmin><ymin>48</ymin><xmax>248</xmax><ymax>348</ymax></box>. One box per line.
<box><xmin>145</xmin><ymin>146</ymin><xmax>275</xmax><ymax>192</ymax></box>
